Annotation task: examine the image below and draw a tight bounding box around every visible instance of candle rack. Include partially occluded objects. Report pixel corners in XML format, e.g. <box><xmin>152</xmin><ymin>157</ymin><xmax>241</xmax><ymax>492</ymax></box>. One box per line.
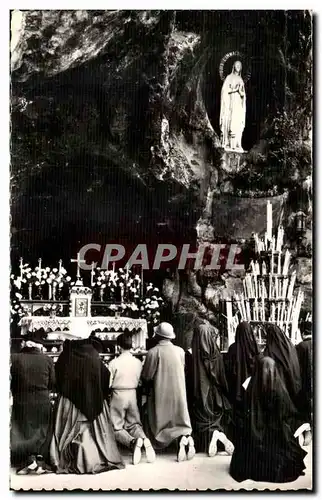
<box><xmin>225</xmin><ymin>201</ymin><xmax>304</xmax><ymax>346</ymax></box>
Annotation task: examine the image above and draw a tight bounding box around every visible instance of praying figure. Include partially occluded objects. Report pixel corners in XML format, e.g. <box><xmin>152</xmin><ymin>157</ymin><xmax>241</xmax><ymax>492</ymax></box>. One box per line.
<box><xmin>220</xmin><ymin>60</ymin><xmax>246</xmax><ymax>151</ymax></box>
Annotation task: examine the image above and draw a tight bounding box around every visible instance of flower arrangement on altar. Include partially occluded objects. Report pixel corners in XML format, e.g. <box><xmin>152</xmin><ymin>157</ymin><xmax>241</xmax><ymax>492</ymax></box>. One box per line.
<box><xmin>91</xmin><ymin>265</ymin><xmax>163</xmax><ymax>324</ymax></box>
<box><xmin>139</xmin><ymin>283</ymin><xmax>163</xmax><ymax>325</ymax></box>
<box><xmin>12</xmin><ymin>258</ymin><xmax>72</xmax><ymax>299</ymax></box>
<box><xmin>11</xmin><ymin>258</ymin><xmax>164</xmax><ymax>326</ymax></box>
<box><xmin>91</xmin><ymin>265</ymin><xmax>142</xmax><ymax>303</ymax></box>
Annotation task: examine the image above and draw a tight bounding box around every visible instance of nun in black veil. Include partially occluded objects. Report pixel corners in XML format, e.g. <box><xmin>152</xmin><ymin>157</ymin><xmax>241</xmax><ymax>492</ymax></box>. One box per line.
<box><xmin>190</xmin><ymin>321</ymin><xmax>234</xmax><ymax>456</ymax></box>
<box><xmin>230</xmin><ymin>356</ymin><xmax>307</xmax><ymax>483</ymax></box>
<box><xmin>50</xmin><ymin>336</ymin><xmax>124</xmax><ymax>474</ymax></box>
<box><xmin>225</xmin><ymin>322</ymin><xmax>261</xmax><ymax>404</ymax></box>
<box><xmin>263</xmin><ymin>324</ymin><xmax>302</xmax><ymax>430</ymax></box>
<box><xmin>224</xmin><ymin>322</ymin><xmax>261</xmax><ymax>439</ymax></box>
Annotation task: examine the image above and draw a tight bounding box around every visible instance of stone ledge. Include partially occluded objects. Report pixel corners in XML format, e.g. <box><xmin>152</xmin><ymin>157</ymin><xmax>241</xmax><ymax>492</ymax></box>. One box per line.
<box><xmin>220</xmin><ymin>149</ymin><xmax>248</xmax><ymax>174</ymax></box>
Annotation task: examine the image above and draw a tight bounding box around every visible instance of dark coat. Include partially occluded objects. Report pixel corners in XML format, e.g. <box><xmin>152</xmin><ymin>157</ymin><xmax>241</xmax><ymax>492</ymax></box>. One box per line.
<box><xmin>10</xmin><ymin>348</ymin><xmax>55</xmax><ymax>466</ymax></box>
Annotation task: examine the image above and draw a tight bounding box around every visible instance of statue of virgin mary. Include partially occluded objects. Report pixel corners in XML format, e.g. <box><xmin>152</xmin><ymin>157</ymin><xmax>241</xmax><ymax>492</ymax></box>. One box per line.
<box><xmin>220</xmin><ymin>60</ymin><xmax>246</xmax><ymax>151</ymax></box>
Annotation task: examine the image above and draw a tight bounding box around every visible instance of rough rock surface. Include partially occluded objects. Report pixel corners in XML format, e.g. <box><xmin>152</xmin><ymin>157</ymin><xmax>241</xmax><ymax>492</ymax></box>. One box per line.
<box><xmin>10</xmin><ymin>10</ymin><xmax>312</xmax><ymax>339</ymax></box>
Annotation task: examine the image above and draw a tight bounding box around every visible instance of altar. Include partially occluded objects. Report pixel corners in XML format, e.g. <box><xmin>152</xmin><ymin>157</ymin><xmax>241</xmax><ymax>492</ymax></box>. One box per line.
<box><xmin>11</xmin><ymin>254</ymin><xmax>162</xmax><ymax>356</ymax></box>
<box><xmin>20</xmin><ymin>316</ymin><xmax>147</xmax><ymax>349</ymax></box>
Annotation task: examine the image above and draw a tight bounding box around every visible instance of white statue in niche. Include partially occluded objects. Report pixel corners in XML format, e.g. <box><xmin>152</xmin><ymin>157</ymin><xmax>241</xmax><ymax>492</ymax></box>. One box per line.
<box><xmin>220</xmin><ymin>60</ymin><xmax>246</xmax><ymax>152</ymax></box>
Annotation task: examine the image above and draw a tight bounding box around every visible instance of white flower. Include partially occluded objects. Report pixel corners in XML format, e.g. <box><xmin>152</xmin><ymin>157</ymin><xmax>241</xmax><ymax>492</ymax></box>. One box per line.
<box><xmin>59</xmin><ymin>282</ymin><xmax>64</xmax><ymax>288</ymax></box>
<box><xmin>22</xmin><ymin>278</ymin><xmax>27</xmax><ymax>284</ymax></box>
<box><xmin>46</xmin><ymin>267</ymin><xmax>50</xmax><ymax>272</ymax></box>
<box><xmin>26</xmin><ymin>273</ymin><xmax>31</xmax><ymax>279</ymax></box>
<box><xmin>50</xmin><ymin>273</ymin><xmax>55</xmax><ymax>279</ymax></box>
<box><xmin>41</xmin><ymin>280</ymin><xmax>45</xmax><ymax>285</ymax></box>
<box><xmin>35</xmin><ymin>281</ymin><xmax>40</xmax><ymax>286</ymax></box>
<box><xmin>15</xmin><ymin>292</ymin><xmax>22</xmax><ymax>299</ymax></box>
<box><xmin>145</xmin><ymin>298</ymin><xmax>151</xmax><ymax>303</ymax></box>
<box><xmin>13</xmin><ymin>279</ymin><xmax>21</xmax><ymax>289</ymax></box>
<box><xmin>101</xmin><ymin>284</ymin><xmax>106</xmax><ymax>289</ymax></box>
<box><xmin>61</xmin><ymin>268</ymin><xmax>67</xmax><ymax>275</ymax></box>
<box><xmin>66</xmin><ymin>276</ymin><xmax>71</xmax><ymax>282</ymax></box>
<box><xmin>53</xmin><ymin>268</ymin><xmax>58</xmax><ymax>273</ymax></box>
<box><xmin>46</xmin><ymin>278</ymin><xmax>52</xmax><ymax>284</ymax></box>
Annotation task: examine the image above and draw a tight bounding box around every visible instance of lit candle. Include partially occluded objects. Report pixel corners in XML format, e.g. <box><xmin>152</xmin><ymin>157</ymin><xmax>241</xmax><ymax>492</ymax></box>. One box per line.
<box><xmin>91</xmin><ymin>262</ymin><xmax>95</xmax><ymax>287</ymax></box>
<box><xmin>19</xmin><ymin>257</ymin><xmax>24</xmax><ymax>278</ymax></box>
<box><xmin>53</xmin><ymin>281</ymin><xmax>57</xmax><ymax>300</ymax></box>
<box><xmin>58</xmin><ymin>259</ymin><xmax>62</xmax><ymax>273</ymax></box>
<box><xmin>267</xmin><ymin>201</ymin><xmax>272</xmax><ymax>241</ymax></box>
<box><xmin>277</xmin><ymin>252</ymin><xmax>281</xmax><ymax>275</ymax></box>
<box><xmin>37</xmin><ymin>258</ymin><xmax>42</xmax><ymax>281</ymax></box>
<box><xmin>48</xmin><ymin>284</ymin><xmax>52</xmax><ymax>300</ymax></box>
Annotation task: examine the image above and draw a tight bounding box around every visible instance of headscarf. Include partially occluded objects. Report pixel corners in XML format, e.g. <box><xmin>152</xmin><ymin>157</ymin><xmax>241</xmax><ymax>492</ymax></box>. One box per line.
<box><xmin>21</xmin><ymin>333</ymin><xmax>45</xmax><ymax>353</ymax></box>
<box><xmin>227</xmin><ymin>321</ymin><xmax>260</xmax><ymax>402</ymax></box>
<box><xmin>191</xmin><ymin>321</ymin><xmax>229</xmax><ymax>408</ymax></box>
<box><xmin>55</xmin><ymin>337</ymin><xmax>110</xmax><ymax>421</ymax></box>
<box><xmin>264</xmin><ymin>324</ymin><xmax>302</xmax><ymax>402</ymax></box>
<box><xmin>247</xmin><ymin>356</ymin><xmax>297</xmax><ymax>441</ymax></box>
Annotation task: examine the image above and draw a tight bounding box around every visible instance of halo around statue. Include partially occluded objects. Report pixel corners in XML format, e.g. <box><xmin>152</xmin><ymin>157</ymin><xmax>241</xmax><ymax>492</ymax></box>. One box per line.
<box><xmin>219</xmin><ymin>51</ymin><xmax>251</xmax><ymax>83</ymax></box>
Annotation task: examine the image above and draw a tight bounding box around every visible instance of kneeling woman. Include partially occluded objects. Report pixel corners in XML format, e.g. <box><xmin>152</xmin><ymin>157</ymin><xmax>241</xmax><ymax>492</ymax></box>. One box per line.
<box><xmin>50</xmin><ymin>337</ymin><xmax>124</xmax><ymax>474</ymax></box>
<box><xmin>230</xmin><ymin>356</ymin><xmax>307</xmax><ymax>483</ymax></box>
<box><xmin>190</xmin><ymin>322</ymin><xmax>233</xmax><ymax>456</ymax></box>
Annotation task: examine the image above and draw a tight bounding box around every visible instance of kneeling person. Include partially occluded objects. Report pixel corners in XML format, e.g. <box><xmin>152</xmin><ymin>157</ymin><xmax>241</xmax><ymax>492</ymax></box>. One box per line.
<box><xmin>141</xmin><ymin>322</ymin><xmax>195</xmax><ymax>462</ymax></box>
<box><xmin>109</xmin><ymin>333</ymin><xmax>155</xmax><ymax>465</ymax></box>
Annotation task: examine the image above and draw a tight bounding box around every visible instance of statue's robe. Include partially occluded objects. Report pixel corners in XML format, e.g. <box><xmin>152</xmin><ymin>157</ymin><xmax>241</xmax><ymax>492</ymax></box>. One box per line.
<box><xmin>220</xmin><ymin>72</ymin><xmax>246</xmax><ymax>149</ymax></box>
<box><xmin>10</xmin><ymin>347</ymin><xmax>55</xmax><ymax>466</ymax></box>
<box><xmin>141</xmin><ymin>339</ymin><xmax>192</xmax><ymax>448</ymax></box>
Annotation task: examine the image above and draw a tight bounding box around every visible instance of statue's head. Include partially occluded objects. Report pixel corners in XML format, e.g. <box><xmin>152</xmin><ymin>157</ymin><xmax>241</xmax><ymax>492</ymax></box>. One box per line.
<box><xmin>233</xmin><ymin>60</ymin><xmax>242</xmax><ymax>74</ymax></box>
